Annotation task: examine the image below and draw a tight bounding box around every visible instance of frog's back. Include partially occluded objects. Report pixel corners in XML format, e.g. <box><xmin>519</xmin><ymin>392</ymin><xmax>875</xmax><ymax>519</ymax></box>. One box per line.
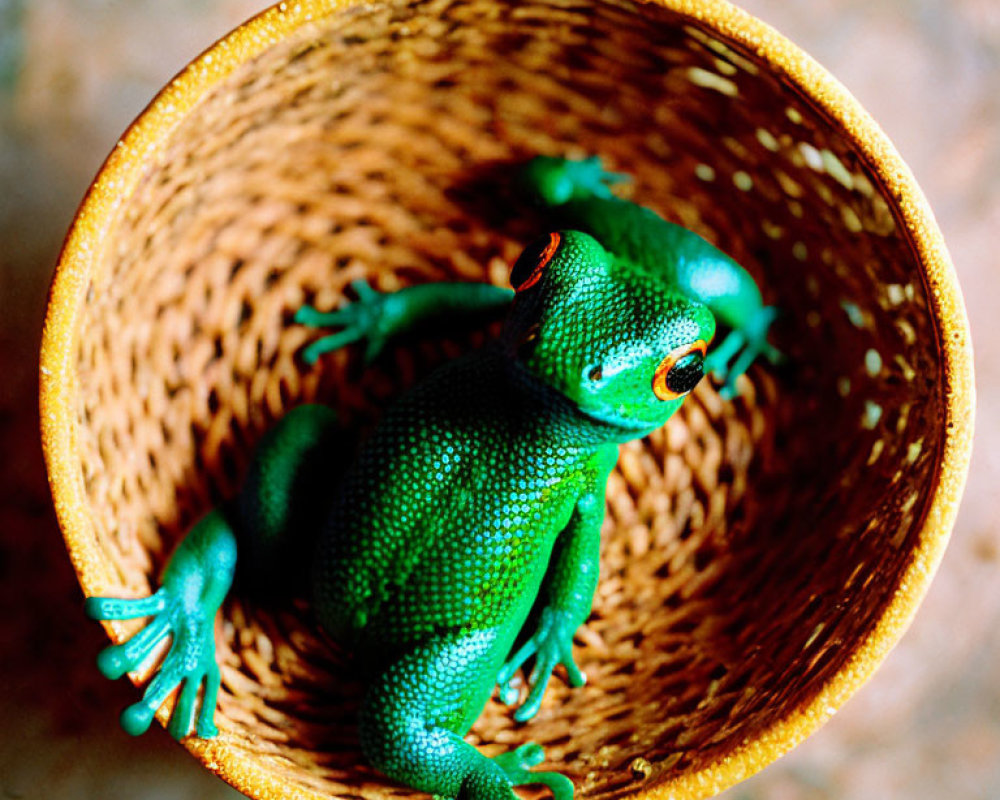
<box><xmin>310</xmin><ymin>348</ymin><xmax>590</xmax><ymax>654</ymax></box>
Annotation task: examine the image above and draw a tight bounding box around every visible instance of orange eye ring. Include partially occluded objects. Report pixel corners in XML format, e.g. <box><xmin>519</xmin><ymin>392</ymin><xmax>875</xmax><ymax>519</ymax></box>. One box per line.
<box><xmin>652</xmin><ymin>339</ymin><xmax>708</xmax><ymax>401</ymax></box>
<box><xmin>512</xmin><ymin>231</ymin><xmax>561</xmax><ymax>292</ymax></box>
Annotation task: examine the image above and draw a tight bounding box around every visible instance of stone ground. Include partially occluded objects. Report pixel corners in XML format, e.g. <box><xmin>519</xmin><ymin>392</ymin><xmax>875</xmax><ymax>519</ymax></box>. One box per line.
<box><xmin>0</xmin><ymin>1</ymin><xmax>996</xmax><ymax>798</ymax></box>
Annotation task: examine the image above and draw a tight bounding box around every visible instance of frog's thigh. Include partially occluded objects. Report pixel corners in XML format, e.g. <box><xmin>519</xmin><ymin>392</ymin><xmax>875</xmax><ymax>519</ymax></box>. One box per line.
<box><xmin>360</xmin><ymin>628</ymin><xmax>513</xmax><ymax>800</ymax></box>
<box><xmin>237</xmin><ymin>404</ymin><xmax>340</xmax><ymax>527</ymax></box>
<box><xmin>235</xmin><ymin>403</ymin><xmax>343</xmax><ymax>590</ymax></box>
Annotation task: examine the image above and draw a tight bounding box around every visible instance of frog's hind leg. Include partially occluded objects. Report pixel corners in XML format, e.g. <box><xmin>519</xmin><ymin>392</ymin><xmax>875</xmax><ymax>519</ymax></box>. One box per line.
<box><xmin>493</xmin><ymin>743</ymin><xmax>573</xmax><ymax>800</ymax></box>
<box><xmin>360</xmin><ymin>629</ymin><xmax>573</xmax><ymax>800</ymax></box>
<box><xmin>233</xmin><ymin>403</ymin><xmax>349</xmax><ymax>595</ymax></box>
<box><xmin>84</xmin><ymin>403</ymin><xmax>348</xmax><ymax>740</ymax></box>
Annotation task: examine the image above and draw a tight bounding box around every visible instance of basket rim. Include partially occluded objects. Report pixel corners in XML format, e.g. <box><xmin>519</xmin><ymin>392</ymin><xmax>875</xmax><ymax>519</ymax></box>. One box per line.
<box><xmin>39</xmin><ymin>1</ymin><xmax>976</xmax><ymax>799</ymax></box>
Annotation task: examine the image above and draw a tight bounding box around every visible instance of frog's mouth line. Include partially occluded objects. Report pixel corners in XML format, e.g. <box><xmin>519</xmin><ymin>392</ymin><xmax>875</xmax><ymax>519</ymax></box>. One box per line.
<box><xmin>574</xmin><ymin>403</ymin><xmax>664</xmax><ymax>438</ymax></box>
<box><xmin>509</xmin><ymin>354</ymin><xmax>665</xmax><ymax>438</ymax></box>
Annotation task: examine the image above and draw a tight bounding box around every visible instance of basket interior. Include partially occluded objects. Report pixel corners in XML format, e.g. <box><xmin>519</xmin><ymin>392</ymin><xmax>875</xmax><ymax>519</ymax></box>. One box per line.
<box><xmin>72</xmin><ymin>0</ymin><xmax>943</xmax><ymax>796</ymax></box>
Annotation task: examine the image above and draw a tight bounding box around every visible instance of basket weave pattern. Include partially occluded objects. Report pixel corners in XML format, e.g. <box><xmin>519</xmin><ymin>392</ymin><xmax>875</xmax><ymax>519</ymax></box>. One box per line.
<box><xmin>73</xmin><ymin>0</ymin><xmax>941</xmax><ymax>797</ymax></box>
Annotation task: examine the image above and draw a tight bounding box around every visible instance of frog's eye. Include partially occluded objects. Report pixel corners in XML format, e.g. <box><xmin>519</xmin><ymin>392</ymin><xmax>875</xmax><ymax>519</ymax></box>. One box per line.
<box><xmin>511</xmin><ymin>232</ymin><xmax>562</xmax><ymax>292</ymax></box>
<box><xmin>652</xmin><ymin>340</ymin><xmax>707</xmax><ymax>401</ymax></box>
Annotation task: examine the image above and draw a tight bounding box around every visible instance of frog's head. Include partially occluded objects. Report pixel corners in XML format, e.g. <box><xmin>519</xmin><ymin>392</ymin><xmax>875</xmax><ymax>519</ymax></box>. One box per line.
<box><xmin>505</xmin><ymin>230</ymin><xmax>716</xmax><ymax>440</ymax></box>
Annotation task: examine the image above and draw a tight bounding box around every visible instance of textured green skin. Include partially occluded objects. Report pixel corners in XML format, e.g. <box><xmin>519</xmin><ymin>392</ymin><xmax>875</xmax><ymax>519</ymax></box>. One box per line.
<box><xmin>85</xmin><ymin>156</ymin><xmax>775</xmax><ymax>800</ymax></box>
<box><xmin>519</xmin><ymin>156</ymin><xmax>780</xmax><ymax>396</ymax></box>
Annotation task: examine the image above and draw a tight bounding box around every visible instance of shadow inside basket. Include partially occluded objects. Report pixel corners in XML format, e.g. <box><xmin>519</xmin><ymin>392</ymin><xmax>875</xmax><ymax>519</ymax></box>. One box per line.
<box><xmin>70</xmin><ymin>1</ymin><xmax>945</xmax><ymax>797</ymax></box>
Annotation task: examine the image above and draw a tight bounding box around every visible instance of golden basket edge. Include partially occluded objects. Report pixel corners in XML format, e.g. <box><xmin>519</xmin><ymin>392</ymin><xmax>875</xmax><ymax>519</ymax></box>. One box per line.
<box><xmin>38</xmin><ymin>1</ymin><xmax>975</xmax><ymax>799</ymax></box>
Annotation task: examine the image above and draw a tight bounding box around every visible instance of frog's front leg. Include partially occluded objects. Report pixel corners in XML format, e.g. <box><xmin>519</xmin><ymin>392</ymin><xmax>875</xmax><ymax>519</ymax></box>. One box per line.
<box><xmin>498</xmin><ymin>456</ymin><xmax>613</xmax><ymax>722</ymax></box>
<box><xmin>296</xmin><ymin>280</ymin><xmax>513</xmax><ymax>365</ymax></box>
<box><xmin>518</xmin><ymin>155</ymin><xmax>783</xmax><ymax>396</ymax></box>
<box><xmin>361</xmin><ymin>629</ymin><xmax>573</xmax><ymax>800</ymax></box>
<box><xmin>704</xmin><ymin>305</ymin><xmax>783</xmax><ymax>398</ymax></box>
<box><xmin>518</xmin><ymin>154</ymin><xmax>629</xmax><ymax>208</ymax></box>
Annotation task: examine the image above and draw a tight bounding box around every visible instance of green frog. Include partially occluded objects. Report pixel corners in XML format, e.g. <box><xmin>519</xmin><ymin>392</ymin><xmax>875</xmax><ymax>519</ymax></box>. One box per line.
<box><xmin>85</xmin><ymin>156</ymin><xmax>778</xmax><ymax>800</ymax></box>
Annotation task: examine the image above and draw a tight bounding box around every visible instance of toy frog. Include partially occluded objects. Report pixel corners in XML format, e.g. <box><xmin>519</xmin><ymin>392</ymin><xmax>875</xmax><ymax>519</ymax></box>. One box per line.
<box><xmin>85</xmin><ymin>156</ymin><xmax>778</xmax><ymax>800</ymax></box>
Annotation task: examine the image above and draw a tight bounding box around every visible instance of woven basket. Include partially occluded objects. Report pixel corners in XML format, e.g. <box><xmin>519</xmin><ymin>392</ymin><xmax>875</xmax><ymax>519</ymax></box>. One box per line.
<box><xmin>41</xmin><ymin>1</ymin><xmax>974</xmax><ymax>798</ymax></box>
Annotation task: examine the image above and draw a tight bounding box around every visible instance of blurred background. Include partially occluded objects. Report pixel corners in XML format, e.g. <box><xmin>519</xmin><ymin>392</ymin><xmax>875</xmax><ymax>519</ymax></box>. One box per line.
<box><xmin>0</xmin><ymin>0</ymin><xmax>996</xmax><ymax>797</ymax></box>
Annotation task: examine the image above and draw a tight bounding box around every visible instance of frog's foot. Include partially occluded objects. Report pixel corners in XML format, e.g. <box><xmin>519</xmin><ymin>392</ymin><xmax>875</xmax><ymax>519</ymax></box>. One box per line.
<box><xmin>705</xmin><ymin>306</ymin><xmax>783</xmax><ymax>398</ymax></box>
<box><xmin>361</xmin><ymin>629</ymin><xmax>574</xmax><ymax>800</ymax></box>
<box><xmin>295</xmin><ymin>279</ymin><xmax>390</xmax><ymax>365</ymax></box>
<box><xmin>496</xmin><ymin>607</ymin><xmax>586</xmax><ymax>722</ymax></box>
<box><xmin>521</xmin><ymin>155</ymin><xmax>630</xmax><ymax>207</ymax></box>
<box><xmin>492</xmin><ymin>743</ymin><xmax>574</xmax><ymax>800</ymax></box>
<box><xmin>85</xmin><ymin>509</ymin><xmax>236</xmax><ymax>739</ymax></box>
<box><xmin>86</xmin><ymin>589</ymin><xmax>222</xmax><ymax>739</ymax></box>
<box><xmin>557</xmin><ymin>156</ymin><xmax>630</xmax><ymax>201</ymax></box>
